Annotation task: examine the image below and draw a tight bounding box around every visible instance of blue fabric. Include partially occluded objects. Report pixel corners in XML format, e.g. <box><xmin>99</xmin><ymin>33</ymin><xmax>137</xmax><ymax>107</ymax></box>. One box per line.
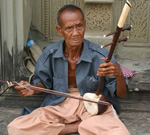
<box><xmin>29</xmin><ymin>39</ymin><xmax>128</xmax><ymax>115</ymax></box>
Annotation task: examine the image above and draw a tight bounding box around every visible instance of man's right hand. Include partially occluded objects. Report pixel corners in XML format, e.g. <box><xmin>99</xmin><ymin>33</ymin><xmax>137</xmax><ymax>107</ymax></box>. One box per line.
<box><xmin>15</xmin><ymin>81</ymin><xmax>35</xmax><ymax>97</ymax></box>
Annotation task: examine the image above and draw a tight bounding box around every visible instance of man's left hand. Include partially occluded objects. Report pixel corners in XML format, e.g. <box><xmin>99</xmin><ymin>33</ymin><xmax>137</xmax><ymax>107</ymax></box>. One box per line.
<box><xmin>97</xmin><ymin>58</ymin><xmax>122</xmax><ymax>77</ymax></box>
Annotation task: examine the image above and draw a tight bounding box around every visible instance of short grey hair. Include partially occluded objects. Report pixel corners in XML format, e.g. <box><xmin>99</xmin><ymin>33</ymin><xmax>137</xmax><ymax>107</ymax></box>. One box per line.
<box><xmin>57</xmin><ymin>4</ymin><xmax>85</xmax><ymax>26</ymax></box>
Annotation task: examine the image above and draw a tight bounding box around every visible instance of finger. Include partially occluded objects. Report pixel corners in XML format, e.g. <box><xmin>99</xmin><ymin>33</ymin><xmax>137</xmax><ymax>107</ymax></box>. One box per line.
<box><xmin>101</xmin><ymin>57</ymin><xmax>107</xmax><ymax>62</ymax></box>
<box><xmin>14</xmin><ymin>86</ymin><xmax>24</xmax><ymax>91</ymax></box>
<box><xmin>97</xmin><ymin>68</ymin><xmax>122</xmax><ymax>76</ymax></box>
<box><xmin>14</xmin><ymin>81</ymin><xmax>25</xmax><ymax>90</ymax></box>
<box><xmin>20</xmin><ymin>90</ymin><xmax>34</xmax><ymax>97</ymax></box>
<box><xmin>20</xmin><ymin>89</ymin><xmax>28</xmax><ymax>93</ymax></box>
<box><xmin>98</xmin><ymin>65</ymin><xmax>115</xmax><ymax>73</ymax></box>
<box><xmin>19</xmin><ymin>89</ymin><xmax>29</xmax><ymax>97</ymax></box>
<box><xmin>19</xmin><ymin>91</ymin><xmax>26</xmax><ymax>97</ymax></box>
<box><xmin>97</xmin><ymin>70</ymin><xmax>115</xmax><ymax>76</ymax></box>
<box><xmin>97</xmin><ymin>65</ymin><xmax>120</xmax><ymax>75</ymax></box>
<box><xmin>23</xmin><ymin>81</ymin><xmax>30</xmax><ymax>85</ymax></box>
<box><xmin>15</xmin><ymin>81</ymin><xmax>30</xmax><ymax>90</ymax></box>
<box><xmin>19</xmin><ymin>80</ymin><xmax>26</xmax><ymax>85</ymax></box>
<box><xmin>99</xmin><ymin>61</ymin><xmax>114</xmax><ymax>68</ymax></box>
<box><xmin>18</xmin><ymin>89</ymin><xmax>27</xmax><ymax>94</ymax></box>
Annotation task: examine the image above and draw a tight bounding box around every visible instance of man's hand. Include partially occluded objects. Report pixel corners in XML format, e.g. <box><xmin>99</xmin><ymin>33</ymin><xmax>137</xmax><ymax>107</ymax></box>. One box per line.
<box><xmin>15</xmin><ymin>81</ymin><xmax>45</xmax><ymax>97</ymax></box>
<box><xmin>97</xmin><ymin>58</ymin><xmax>122</xmax><ymax>77</ymax></box>
<box><xmin>15</xmin><ymin>81</ymin><xmax>35</xmax><ymax>97</ymax></box>
<box><xmin>97</xmin><ymin>58</ymin><xmax>127</xmax><ymax>98</ymax></box>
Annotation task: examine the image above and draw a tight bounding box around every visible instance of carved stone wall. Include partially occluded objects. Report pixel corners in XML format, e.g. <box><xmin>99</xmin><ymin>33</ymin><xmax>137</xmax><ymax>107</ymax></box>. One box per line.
<box><xmin>84</xmin><ymin>0</ymin><xmax>113</xmax><ymax>46</ymax></box>
<box><xmin>31</xmin><ymin>0</ymin><xmax>150</xmax><ymax>60</ymax></box>
<box><xmin>31</xmin><ymin>0</ymin><xmax>115</xmax><ymax>46</ymax></box>
<box><xmin>85</xmin><ymin>4</ymin><xmax>111</xmax><ymax>34</ymax></box>
<box><xmin>32</xmin><ymin>0</ymin><xmax>83</xmax><ymax>42</ymax></box>
<box><xmin>115</xmin><ymin>0</ymin><xmax>150</xmax><ymax>60</ymax></box>
<box><xmin>124</xmin><ymin>0</ymin><xmax>150</xmax><ymax>46</ymax></box>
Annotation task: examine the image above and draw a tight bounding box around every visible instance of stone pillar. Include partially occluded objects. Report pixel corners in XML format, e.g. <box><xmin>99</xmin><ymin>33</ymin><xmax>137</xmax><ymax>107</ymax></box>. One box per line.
<box><xmin>1</xmin><ymin>0</ymin><xmax>17</xmax><ymax>82</ymax></box>
<box><xmin>0</xmin><ymin>0</ymin><xmax>2</xmax><ymax>81</ymax></box>
<box><xmin>0</xmin><ymin>0</ymin><xmax>32</xmax><ymax>83</ymax></box>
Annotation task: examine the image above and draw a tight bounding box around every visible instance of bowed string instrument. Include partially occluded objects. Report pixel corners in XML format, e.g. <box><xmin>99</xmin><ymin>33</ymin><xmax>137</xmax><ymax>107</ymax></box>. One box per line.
<box><xmin>0</xmin><ymin>0</ymin><xmax>132</xmax><ymax>115</ymax></box>
<box><xmin>83</xmin><ymin>0</ymin><xmax>132</xmax><ymax>115</ymax></box>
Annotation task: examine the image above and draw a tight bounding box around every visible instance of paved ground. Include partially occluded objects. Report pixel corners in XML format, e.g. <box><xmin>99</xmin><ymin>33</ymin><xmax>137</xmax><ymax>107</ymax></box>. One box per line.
<box><xmin>0</xmin><ymin>91</ymin><xmax>150</xmax><ymax>135</ymax></box>
<box><xmin>119</xmin><ymin>92</ymin><xmax>150</xmax><ymax>135</ymax></box>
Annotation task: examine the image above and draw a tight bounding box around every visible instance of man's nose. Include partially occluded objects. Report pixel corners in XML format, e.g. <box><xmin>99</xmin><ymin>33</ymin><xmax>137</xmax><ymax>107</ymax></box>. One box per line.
<box><xmin>72</xmin><ymin>27</ymin><xmax>79</xmax><ymax>35</ymax></box>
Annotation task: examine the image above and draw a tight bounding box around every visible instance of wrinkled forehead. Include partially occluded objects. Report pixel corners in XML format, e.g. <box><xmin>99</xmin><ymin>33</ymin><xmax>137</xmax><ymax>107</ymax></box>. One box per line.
<box><xmin>59</xmin><ymin>10</ymin><xmax>84</xmax><ymax>24</ymax></box>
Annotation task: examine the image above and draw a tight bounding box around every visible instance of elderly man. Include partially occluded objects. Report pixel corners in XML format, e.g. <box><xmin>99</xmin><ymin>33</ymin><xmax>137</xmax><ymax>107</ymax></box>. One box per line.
<box><xmin>8</xmin><ymin>4</ymin><xmax>130</xmax><ymax>135</ymax></box>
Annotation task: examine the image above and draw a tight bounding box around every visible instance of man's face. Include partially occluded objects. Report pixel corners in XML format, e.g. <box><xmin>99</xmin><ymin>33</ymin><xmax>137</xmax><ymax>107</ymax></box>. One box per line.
<box><xmin>56</xmin><ymin>10</ymin><xmax>86</xmax><ymax>48</ymax></box>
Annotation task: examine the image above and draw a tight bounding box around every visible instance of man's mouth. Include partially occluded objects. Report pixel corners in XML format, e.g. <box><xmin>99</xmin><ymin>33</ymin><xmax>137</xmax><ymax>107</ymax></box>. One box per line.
<box><xmin>71</xmin><ymin>39</ymin><xmax>81</xmax><ymax>43</ymax></box>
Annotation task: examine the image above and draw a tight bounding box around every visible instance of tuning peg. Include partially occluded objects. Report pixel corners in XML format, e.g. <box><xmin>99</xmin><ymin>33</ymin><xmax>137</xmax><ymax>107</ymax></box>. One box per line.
<box><xmin>104</xmin><ymin>24</ymin><xmax>132</xmax><ymax>37</ymax></box>
<box><xmin>101</xmin><ymin>42</ymin><xmax>112</xmax><ymax>48</ymax></box>
<box><xmin>101</xmin><ymin>36</ymin><xmax>129</xmax><ymax>48</ymax></box>
<box><xmin>121</xmin><ymin>24</ymin><xmax>132</xmax><ymax>31</ymax></box>
<box><xmin>118</xmin><ymin>36</ymin><xmax>129</xmax><ymax>42</ymax></box>
<box><xmin>103</xmin><ymin>33</ymin><xmax>114</xmax><ymax>37</ymax></box>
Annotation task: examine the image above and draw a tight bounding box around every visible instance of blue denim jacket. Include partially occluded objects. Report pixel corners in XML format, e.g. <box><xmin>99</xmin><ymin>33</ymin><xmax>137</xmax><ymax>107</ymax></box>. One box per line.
<box><xmin>33</xmin><ymin>39</ymin><xmax>127</xmax><ymax>114</ymax></box>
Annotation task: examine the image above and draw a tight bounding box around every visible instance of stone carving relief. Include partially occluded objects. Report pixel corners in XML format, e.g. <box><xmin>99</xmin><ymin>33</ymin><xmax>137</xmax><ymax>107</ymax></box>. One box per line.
<box><xmin>31</xmin><ymin>0</ymin><xmax>150</xmax><ymax>48</ymax></box>
<box><xmin>32</xmin><ymin>0</ymin><xmax>81</xmax><ymax>42</ymax></box>
<box><xmin>84</xmin><ymin>2</ymin><xmax>113</xmax><ymax>46</ymax></box>
<box><xmin>85</xmin><ymin>3</ymin><xmax>111</xmax><ymax>34</ymax></box>
<box><xmin>50</xmin><ymin>0</ymin><xmax>80</xmax><ymax>40</ymax></box>
<box><xmin>31</xmin><ymin>0</ymin><xmax>42</xmax><ymax>34</ymax></box>
<box><xmin>123</xmin><ymin>0</ymin><xmax>150</xmax><ymax>46</ymax></box>
<box><xmin>84</xmin><ymin>0</ymin><xmax>113</xmax><ymax>3</ymax></box>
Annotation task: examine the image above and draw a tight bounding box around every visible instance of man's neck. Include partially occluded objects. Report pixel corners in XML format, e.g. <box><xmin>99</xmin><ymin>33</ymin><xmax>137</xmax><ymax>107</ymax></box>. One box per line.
<box><xmin>64</xmin><ymin>45</ymin><xmax>82</xmax><ymax>61</ymax></box>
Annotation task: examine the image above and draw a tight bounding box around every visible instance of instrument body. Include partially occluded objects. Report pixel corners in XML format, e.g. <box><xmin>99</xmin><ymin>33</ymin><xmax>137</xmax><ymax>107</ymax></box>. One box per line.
<box><xmin>83</xmin><ymin>93</ymin><xmax>108</xmax><ymax>115</ymax></box>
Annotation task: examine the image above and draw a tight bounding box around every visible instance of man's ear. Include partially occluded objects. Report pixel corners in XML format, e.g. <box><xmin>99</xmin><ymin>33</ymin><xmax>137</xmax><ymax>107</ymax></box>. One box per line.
<box><xmin>56</xmin><ymin>25</ymin><xmax>63</xmax><ymax>36</ymax></box>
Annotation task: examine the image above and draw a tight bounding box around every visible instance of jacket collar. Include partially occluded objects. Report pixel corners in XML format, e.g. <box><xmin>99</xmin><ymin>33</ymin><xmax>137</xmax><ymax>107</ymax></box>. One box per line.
<box><xmin>53</xmin><ymin>40</ymin><xmax>92</xmax><ymax>63</ymax></box>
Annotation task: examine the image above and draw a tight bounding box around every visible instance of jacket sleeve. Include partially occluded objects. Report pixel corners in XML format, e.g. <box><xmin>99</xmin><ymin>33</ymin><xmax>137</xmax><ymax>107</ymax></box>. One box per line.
<box><xmin>33</xmin><ymin>49</ymin><xmax>53</xmax><ymax>89</ymax></box>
